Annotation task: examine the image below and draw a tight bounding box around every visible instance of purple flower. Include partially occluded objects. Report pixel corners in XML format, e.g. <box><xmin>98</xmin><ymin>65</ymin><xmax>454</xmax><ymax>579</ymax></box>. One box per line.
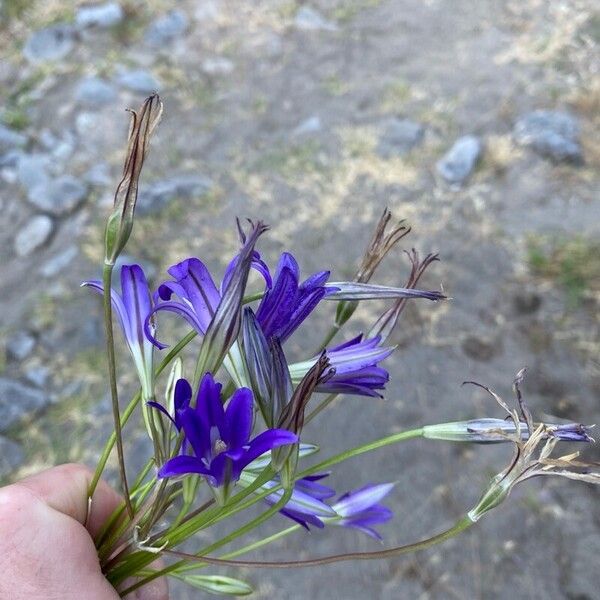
<box><xmin>289</xmin><ymin>334</ymin><xmax>394</xmax><ymax>398</ymax></box>
<box><xmin>264</xmin><ymin>477</ymin><xmax>394</xmax><ymax>539</ymax></box>
<box><xmin>255</xmin><ymin>252</ymin><xmax>335</xmax><ymax>343</ymax></box>
<box><xmin>331</xmin><ymin>483</ymin><xmax>394</xmax><ymax>541</ymax></box>
<box><xmin>261</xmin><ymin>474</ymin><xmax>337</xmax><ymax>530</ymax></box>
<box><xmin>82</xmin><ymin>264</ymin><xmax>155</xmax><ymax>398</ymax></box>
<box><xmin>147</xmin><ymin>378</ymin><xmax>192</xmax><ymax>431</ymax></box>
<box><xmin>158</xmin><ymin>373</ymin><xmax>297</xmax><ymax>489</ymax></box>
<box><xmin>146</xmin><ymin>249</ymin><xmax>271</xmax><ymax>350</ymax></box>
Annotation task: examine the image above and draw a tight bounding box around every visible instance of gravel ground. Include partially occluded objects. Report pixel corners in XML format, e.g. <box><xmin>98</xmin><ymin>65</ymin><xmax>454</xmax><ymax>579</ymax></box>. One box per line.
<box><xmin>1</xmin><ymin>1</ymin><xmax>599</xmax><ymax>598</ymax></box>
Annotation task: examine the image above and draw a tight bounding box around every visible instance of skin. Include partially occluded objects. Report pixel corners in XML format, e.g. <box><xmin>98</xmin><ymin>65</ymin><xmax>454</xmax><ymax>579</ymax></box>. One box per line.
<box><xmin>0</xmin><ymin>464</ymin><xmax>168</xmax><ymax>600</ymax></box>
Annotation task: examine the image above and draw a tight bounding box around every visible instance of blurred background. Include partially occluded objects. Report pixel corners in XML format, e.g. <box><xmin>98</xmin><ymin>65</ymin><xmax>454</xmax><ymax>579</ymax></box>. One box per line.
<box><xmin>1</xmin><ymin>1</ymin><xmax>599</xmax><ymax>598</ymax></box>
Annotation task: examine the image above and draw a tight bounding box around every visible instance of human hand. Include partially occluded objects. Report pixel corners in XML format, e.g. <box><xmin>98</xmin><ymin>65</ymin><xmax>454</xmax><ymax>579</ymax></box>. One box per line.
<box><xmin>0</xmin><ymin>463</ymin><xmax>168</xmax><ymax>599</ymax></box>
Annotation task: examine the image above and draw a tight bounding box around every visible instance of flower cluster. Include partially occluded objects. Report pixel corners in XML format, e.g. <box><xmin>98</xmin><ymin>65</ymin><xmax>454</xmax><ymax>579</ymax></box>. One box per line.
<box><xmin>83</xmin><ymin>96</ymin><xmax>599</xmax><ymax>598</ymax></box>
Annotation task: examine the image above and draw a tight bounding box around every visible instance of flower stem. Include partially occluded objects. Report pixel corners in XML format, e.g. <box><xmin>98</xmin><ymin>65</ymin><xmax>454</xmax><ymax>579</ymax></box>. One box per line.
<box><xmin>88</xmin><ymin>330</ymin><xmax>198</xmax><ymax>502</ymax></box>
<box><xmin>305</xmin><ymin>393</ymin><xmax>338</xmax><ymax>424</ymax></box>
<box><xmin>102</xmin><ymin>263</ymin><xmax>134</xmax><ymax>520</ymax></box>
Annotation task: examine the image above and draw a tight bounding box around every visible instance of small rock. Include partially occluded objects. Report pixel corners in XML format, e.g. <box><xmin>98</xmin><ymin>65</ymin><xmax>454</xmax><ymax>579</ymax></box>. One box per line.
<box><xmin>23</xmin><ymin>24</ymin><xmax>76</xmax><ymax>63</ymax></box>
<box><xmin>14</xmin><ymin>215</ymin><xmax>54</xmax><ymax>257</ymax></box>
<box><xmin>436</xmin><ymin>135</ymin><xmax>482</xmax><ymax>185</ymax></box>
<box><xmin>0</xmin><ymin>436</ymin><xmax>24</xmax><ymax>479</ymax></box>
<box><xmin>136</xmin><ymin>174</ymin><xmax>213</xmax><ymax>215</ymax></box>
<box><xmin>0</xmin><ymin>378</ymin><xmax>51</xmax><ymax>432</ymax></box>
<box><xmin>294</xmin><ymin>6</ymin><xmax>338</xmax><ymax>32</ymax></box>
<box><xmin>201</xmin><ymin>57</ymin><xmax>235</xmax><ymax>76</ymax></box>
<box><xmin>75</xmin><ymin>76</ymin><xmax>117</xmax><ymax>107</ymax></box>
<box><xmin>0</xmin><ymin>124</ymin><xmax>27</xmax><ymax>153</ymax></box>
<box><xmin>116</xmin><ymin>69</ymin><xmax>161</xmax><ymax>94</ymax></box>
<box><xmin>40</xmin><ymin>245</ymin><xmax>78</xmax><ymax>277</ymax></box>
<box><xmin>513</xmin><ymin>290</ymin><xmax>542</xmax><ymax>315</ymax></box>
<box><xmin>0</xmin><ymin>149</ymin><xmax>24</xmax><ymax>169</ymax></box>
<box><xmin>28</xmin><ymin>175</ymin><xmax>87</xmax><ymax>215</ymax></box>
<box><xmin>513</xmin><ymin>110</ymin><xmax>582</xmax><ymax>164</ymax></box>
<box><xmin>6</xmin><ymin>331</ymin><xmax>36</xmax><ymax>361</ymax></box>
<box><xmin>84</xmin><ymin>162</ymin><xmax>112</xmax><ymax>186</ymax></box>
<box><xmin>76</xmin><ymin>2</ymin><xmax>124</xmax><ymax>28</ymax></box>
<box><xmin>24</xmin><ymin>367</ymin><xmax>50</xmax><ymax>388</ymax></box>
<box><xmin>377</xmin><ymin>118</ymin><xmax>424</xmax><ymax>157</ymax></box>
<box><xmin>145</xmin><ymin>10</ymin><xmax>188</xmax><ymax>47</ymax></box>
<box><xmin>461</xmin><ymin>334</ymin><xmax>499</xmax><ymax>362</ymax></box>
<box><xmin>17</xmin><ymin>154</ymin><xmax>50</xmax><ymax>191</ymax></box>
<box><xmin>293</xmin><ymin>115</ymin><xmax>322</xmax><ymax>136</ymax></box>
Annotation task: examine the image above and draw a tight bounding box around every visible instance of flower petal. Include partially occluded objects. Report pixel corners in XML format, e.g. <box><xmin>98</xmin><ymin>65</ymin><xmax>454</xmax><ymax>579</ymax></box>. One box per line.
<box><xmin>158</xmin><ymin>455</ymin><xmax>210</xmax><ymax>478</ymax></box>
<box><xmin>225</xmin><ymin>387</ymin><xmax>253</xmax><ymax>448</ymax></box>
<box><xmin>333</xmin><ymin>483</ymin><xmax>395</xmax><ymax>517</ymax></box>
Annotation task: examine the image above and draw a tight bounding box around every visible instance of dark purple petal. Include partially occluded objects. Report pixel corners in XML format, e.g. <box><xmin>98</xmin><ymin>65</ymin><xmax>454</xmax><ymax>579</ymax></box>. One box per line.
<box><xmin>197</xmin><ymin>372</ymin><xmax>227</xmax><ymax>441</ymax></box>
<box><xmin>240</xmin><ymin>429</ymin><xmax>298</xmax><ymax>468</ymax></box>
<box><xmin>158</xmin><ymin>455</ymin><xmax>210</xmax><ymax>478</ymax></box>
<box><xmin>224</xmin><ymin>387</ymin><xmax>253</xmax><ymax>449</ymax></box>
<box><xmin>179</xmin><ymin>407</ymin><xmax>210</xmax><ymax>460</ymax></box>
<box><xmin>147</xmin><ymin>400</ymin><xmax>177</xmax><ymax>428</ymax></box>
<box><xmin>174</xmin><ymin>378</ymin><xmax>193</xmax><ymax>413</ymax></box>
<box><xmin>256</xmin><ymin>265</ymin><xmax>299</xmax><ymax>338</ymax></box>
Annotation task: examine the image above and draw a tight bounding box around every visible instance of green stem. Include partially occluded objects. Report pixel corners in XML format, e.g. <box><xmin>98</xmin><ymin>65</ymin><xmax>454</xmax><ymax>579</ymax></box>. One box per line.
<box><xmin>88</xmin><ymin>330</ymin><xmax>197</xmax><ymax>501</ymax></box>
<box><xmin>102</xmin><ymin>263</ymin><xmax>133</xmax><ymax>519</ymax></box>
<box><xmin>107</xmin><ymin>467</ymin><xmax>275</xmax><ymax>587</ymax></box>
<box><xmin>120</xmin><ymin>489</ymin><xmax>293</xmax><ymax>597</ymax></box>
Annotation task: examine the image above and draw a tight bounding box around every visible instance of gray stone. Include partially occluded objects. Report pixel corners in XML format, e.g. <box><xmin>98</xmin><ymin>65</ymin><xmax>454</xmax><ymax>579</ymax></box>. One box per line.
<box><xmin>513</xmin><ymin>110</ymin><xmax>583</xmax><ymax>164</ymax></box>
<box><xmin>28</xmin><ymin>175</ymin><xmax>87</xmax><ymax>215</ymax></box>
<box><xmin>75</xmin><ymin>76</ymin><xmax>117</xmax><ymax>107</ymax></box>
<box><xmin>0</xmin><ymin>378</ymin><xmax>51</xmax><ymax>432</ymax></box>
<box><xmin>436</xmin><ymin>135</ymin><xmax>482</xmax><ymax>185</ymax></box>
<box><xmin>75</xmin><ymin>2</ymin><xmax>124</xmax><ymax>28</ymax></box>
<box><xmin>0</xmin><ymin>124</ymin><xmax>27</xmax><ymax>153</ymax></box>
<box><xmin>136</xmin><ymin>174</ymin><xmax>213</xmax><ymax>215</ymax></box>
<box><xmin>461</xmin><ymin>333</ymin><xmax>500</xmax><ymax>361</ymax></box>
<box><xmin>39</xmin><ymin>245</ymin><xmax>78</xmax><ymax>277</ymax></box>
<box><xmin>6</xmin><ymin>331</ymin><xmax>36</xmax><ymax>361</ymax></box>
<box><xmin>562</xmin><ymin>531</ymin><xmax>600</xmax><ymax>599</ymax></box>
<box><xmin>145</xmin><ymin>10</ymin><xmax>188</xmax><ymax>47</ymax></box>
<box><xmin>294</xmin><ymin>6</ymin><xmax>338</xmax><ymax>32</ymax></box>
<box><xmin>377</xmin><ymin>118</ymin><xmax>424</xmax><ymax>157</ymax></box>
<box><xmin>0</xmin><ymin>149</ymin><xmax>24</xmax><ymax>168</ymax></box>
<box><xmin>14</xmin><ymin>215</ymin><xmax>54</xmax><ymax>257</ymax></box>
<box><xmin>84</xmin><ymin>162</ymin><xmax>112</xmax><ymax>186</ymax></box>
<box><xmin>293</xmin><ymin>115</ymin><xmax>322</xmax><ymax>136</ymax></box>
<box><xmin>24</xmin><ymin>367</ymin><xmax>50</xmax><ymax>388</ymax></box>
<box><xmin>23</xmin><ymin>24</ymin><xmax>76</xmax><ymax>63</ymax></box>
<box><xmin>116</xmin><ymin>69</ymin><xmax>161</xmax><ymax>94</ymax></box>
<box><xmin>0</xmin><ymin>436</ymin><xmax>24</xmax><ymax>479</ymax></box>
<box><xmin>17</xmin><ymin>154</ymin><xmax>50</xmax><ymax>191</ymax></box>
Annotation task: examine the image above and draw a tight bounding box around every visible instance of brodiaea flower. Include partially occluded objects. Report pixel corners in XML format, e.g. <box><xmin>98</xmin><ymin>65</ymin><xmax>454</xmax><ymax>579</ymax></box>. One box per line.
<box><xmin>158</xmin><ymin>373</ymin><xmax>297</xmax><ymax>489</ymax></box>
<box><xmin>255</xmin><ymin>252</ymin><xmax>335</xmax><ymax>343</ymax></box>
<box><xmin>289</xmin><ymin>334</ymin><xmax>394</xmax><ymax>397</ymax></box>
<box><xmin>147</xmin><ymin>250</ymin><xmax>271</xmax><ymax>349</ymax></box>
<box><xmin>329</xmin><ymin>483</ymin><xmax>394</xmax><ymax>541</ymax></box>
<box><xmin>82</xmin><ymin>264</ymin><xmax>155</xmax><ymax>398</ymax></box>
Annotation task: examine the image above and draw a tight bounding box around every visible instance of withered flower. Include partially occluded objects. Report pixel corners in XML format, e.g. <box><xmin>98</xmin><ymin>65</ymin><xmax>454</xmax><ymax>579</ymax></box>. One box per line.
<box><xmin>466</xmin><ymin>370</ymin><xmax>600</xmax><ymax>522</ymax></box>
<box><xmin>105</xmin><ymin>93</ymin><xmax>163</xmax><ymax>265</ymax></box>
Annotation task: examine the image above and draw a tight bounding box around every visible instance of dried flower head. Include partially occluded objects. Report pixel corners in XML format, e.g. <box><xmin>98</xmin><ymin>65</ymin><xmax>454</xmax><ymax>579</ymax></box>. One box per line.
<box><xmin>467</xmin><ymin>369</ymin><xmax>600</xmax><ymax>522</ymax></box>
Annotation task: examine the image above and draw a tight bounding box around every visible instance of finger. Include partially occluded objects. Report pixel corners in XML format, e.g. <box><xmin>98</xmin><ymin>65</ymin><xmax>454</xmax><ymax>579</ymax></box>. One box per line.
<box><xmin>15</xmin><ymin>463</ymin><xmax>122</xmax><ymax>537</ymax></box>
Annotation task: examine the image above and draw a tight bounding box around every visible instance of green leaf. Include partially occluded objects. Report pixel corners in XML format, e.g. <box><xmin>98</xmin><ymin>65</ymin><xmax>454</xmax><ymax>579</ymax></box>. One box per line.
<box><xmin>174</xmin><ymin>574</ymin><xmax>253</xmax><ymax>596</ymax></box>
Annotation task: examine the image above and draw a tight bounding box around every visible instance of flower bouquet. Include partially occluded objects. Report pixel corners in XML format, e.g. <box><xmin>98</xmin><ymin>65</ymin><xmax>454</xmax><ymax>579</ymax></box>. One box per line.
<box><xmin>84</xmin><ymin>95</ymin><xmax>598</xmax><ymax>597</ymax></box>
